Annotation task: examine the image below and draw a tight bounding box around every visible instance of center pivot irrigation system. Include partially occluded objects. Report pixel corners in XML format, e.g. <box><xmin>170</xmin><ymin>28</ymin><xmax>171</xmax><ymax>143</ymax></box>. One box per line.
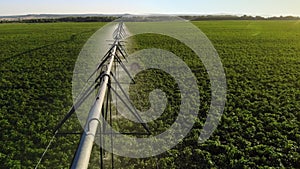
<box><xmin>36</xmin><ymin>22</ymin><xmax>151</xmax><ymax>169</ymax></box>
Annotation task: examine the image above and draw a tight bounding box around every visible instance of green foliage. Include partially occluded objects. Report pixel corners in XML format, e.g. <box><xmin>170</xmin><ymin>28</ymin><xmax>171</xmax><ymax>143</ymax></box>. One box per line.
<box><xmin>115</xmin><ymin>21</ymin><xmax>300</xmax><ymax>168</ymax></box>
<box><xmin>193</xmin><ymin>21</ymin><xmax>300</xmax><ymax>168</ymax></box>
<box><xmin>0</xmin><ymin>22</ymin><xmax>105</xmax><ymax>168</ymax></box>
<box><xmin>1</xmin><ymin>21</ymin><xmax>300</xmax><ymax>168</ymax></box>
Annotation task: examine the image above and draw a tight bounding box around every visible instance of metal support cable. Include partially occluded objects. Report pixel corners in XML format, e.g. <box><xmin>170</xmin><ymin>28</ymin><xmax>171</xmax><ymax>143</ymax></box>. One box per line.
<box><xmin>116</xmin><ymin>45</ymin><xmax>128</xmax><ymax>61</ymax></box>
<box><xmin>108</xmin><ymin>84</ymin><xmax>151</xmax><ymax>134</ymax></box>
<box><xmin>53</xmin><ymin>82</ymin><xmax>97</xmax><ymax>134</ymax></box>
<box><xmin>34</xmin><ymin>131</ymin><xmax>58</xmax><ymax>169</ymax></box>
<box><xmin>110</xmin><ymin>73</ymin><xmax>144</xmax><ymax>126</ymax></box>
<box><xmin>114</xmin><ymin>54</ymin><xmax>135</xmax><ymax>83</ymax></box>
<box><xmin>108</xmin><ymin>87</ymin><xmax>114</xmax><ymax>169</ymax></box>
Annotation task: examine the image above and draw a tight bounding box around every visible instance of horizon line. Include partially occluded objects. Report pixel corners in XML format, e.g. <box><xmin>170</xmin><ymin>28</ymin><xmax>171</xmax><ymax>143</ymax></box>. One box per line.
<box><xmin>1</xmin><ymin>13</ymin><xmax>300</xmax><ymax>18</ymax></box>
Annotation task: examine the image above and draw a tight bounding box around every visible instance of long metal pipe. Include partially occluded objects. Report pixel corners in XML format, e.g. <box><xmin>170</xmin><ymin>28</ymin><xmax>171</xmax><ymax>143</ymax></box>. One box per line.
<box><xmin>71</xmin><ymin>41</ymin><xmax>118</xmax><ymax>169</ymax></box>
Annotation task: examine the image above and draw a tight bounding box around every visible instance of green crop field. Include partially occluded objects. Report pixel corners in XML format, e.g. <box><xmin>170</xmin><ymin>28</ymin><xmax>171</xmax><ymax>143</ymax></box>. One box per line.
<box><xmin>0</xmin><ymin>21</ymin><xmax>299</xmax><ymax>168</ymax></box>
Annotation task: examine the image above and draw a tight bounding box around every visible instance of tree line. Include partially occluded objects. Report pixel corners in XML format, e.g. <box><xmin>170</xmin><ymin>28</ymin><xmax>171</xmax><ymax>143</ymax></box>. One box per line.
<box><xmin>0</xmin><ymin>16</ymin><xmax>118</xmax><ymax>23</ymax></box>
<box><xmin>180</xmin><ymin>15</ymin><xmax>300</xmax><ymax>21</ymax></box>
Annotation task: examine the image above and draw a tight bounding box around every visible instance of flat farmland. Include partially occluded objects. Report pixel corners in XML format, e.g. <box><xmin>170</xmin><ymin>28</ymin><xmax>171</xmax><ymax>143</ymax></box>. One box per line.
<box><xmin>0</xmin><ymin>21</ymin><xmax>299</xmax><ymax>168</ymax></box>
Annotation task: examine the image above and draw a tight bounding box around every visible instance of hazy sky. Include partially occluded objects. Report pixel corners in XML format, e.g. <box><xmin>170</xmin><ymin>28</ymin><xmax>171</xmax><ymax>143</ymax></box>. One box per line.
<box><xmin>0</xmin><ymin>0</ymin><xmax>299</xmax><ymax>16</ymax></box>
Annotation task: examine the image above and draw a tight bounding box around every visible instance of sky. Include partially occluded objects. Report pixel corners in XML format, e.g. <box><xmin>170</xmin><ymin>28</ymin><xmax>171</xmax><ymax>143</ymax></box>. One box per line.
<box><xmin>0</xmin><ymin>0</ymin><xmax>300</xmax><ymax>16</ymax></box>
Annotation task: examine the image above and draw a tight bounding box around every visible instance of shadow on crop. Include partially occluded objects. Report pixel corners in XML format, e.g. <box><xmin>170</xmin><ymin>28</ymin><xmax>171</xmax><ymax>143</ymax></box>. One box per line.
<box><xmin>0</xmin><ymin>30</ymin><xmax>94</xmax><ymax>67</ymax></box>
